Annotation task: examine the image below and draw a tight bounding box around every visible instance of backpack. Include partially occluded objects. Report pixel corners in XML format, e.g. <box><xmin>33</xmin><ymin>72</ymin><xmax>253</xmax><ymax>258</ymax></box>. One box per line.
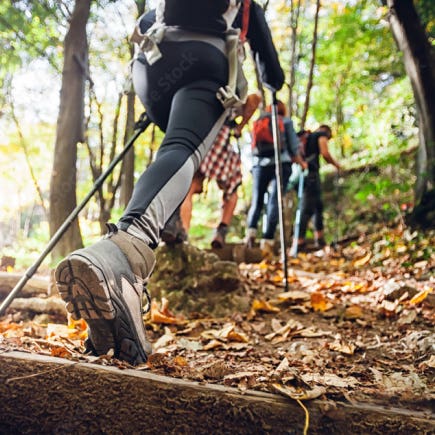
<box><xmin>251</xmin><ymin>114</ymin><xmax>285</xmax><ymax>157</ymax></box>
<box><xmin>297</xmin><ymin>130</ymin><xmax>311</xmax><ymax>158</ymax></box>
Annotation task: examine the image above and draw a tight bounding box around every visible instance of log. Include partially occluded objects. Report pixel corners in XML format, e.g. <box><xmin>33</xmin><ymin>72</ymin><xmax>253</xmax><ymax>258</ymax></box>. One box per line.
<box><xmin>9</xmin><ymin>297</ymin><xmax>67</xmax><ymax>316</ymax></box>
<box><xmin>0</xmin><ymin>351</ymin><xmax>433</xmax><ymax>434</ymax></box>
<box><xmin>0</xmin><ymin>272</ymin><xmax>51</xmax><ymax>299</ymax></box>
<box><xmin>207</xmin><ymin>243</ymin><xmax>264</xmax><ymax>263</ymax></box>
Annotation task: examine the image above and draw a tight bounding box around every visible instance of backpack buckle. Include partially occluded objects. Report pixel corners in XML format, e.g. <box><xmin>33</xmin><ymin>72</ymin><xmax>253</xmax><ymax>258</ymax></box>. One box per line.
<box><xmin>217</xmin><ymin>86</ymin><xmax>243</xmax><ymax>109</ymax></box>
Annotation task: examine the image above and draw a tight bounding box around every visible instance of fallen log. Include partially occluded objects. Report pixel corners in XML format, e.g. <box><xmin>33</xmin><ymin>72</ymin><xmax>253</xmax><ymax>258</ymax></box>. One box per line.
<box><xmin>9</xmin><ymin>296</ymin><xmax>67</xmax><ymax>316</ymax></box>
<box><xmin>0</xmin><ymin>351</ymin><xmax>433</xmax><ymax>434</ymax></box>
<box><xmin>0</xmin><ymin>272</ymin><xmax>51</xmax><ymax>299</ymax></box>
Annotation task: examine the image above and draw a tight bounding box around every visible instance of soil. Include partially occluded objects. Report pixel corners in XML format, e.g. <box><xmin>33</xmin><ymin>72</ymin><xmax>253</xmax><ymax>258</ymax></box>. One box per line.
<box><xmin>0</xmin><ymin>226</ymin><xmax>434</xmax><ymax>423</ymax></box>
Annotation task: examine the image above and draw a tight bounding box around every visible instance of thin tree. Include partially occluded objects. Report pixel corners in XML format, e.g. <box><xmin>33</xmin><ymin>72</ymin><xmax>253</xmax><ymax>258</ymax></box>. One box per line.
<box><xmin>120</xmin><ymin>0</ymin><xmax>147</xmax><ymax>207</ymax></box>
<box><xmin>300</xmin><ymin>0</ymin><xmax>321</xmax><ymax>130</ymax></box>
<box><xmin>288</xmin><ymin>0</ymin><xmax>302</xmax><ymax>118</ymax></box>
<box><xmin>49</xmin><ymin>0</ymin><xmax>91</xmax><ymax>259</ymax></box>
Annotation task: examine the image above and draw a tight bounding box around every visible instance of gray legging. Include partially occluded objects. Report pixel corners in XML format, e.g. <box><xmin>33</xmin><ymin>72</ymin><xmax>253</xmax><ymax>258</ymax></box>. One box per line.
<box><xmin>118</xmin><ymin>39</ymin><xmax>229</xmax><ymax>248</ymax></box>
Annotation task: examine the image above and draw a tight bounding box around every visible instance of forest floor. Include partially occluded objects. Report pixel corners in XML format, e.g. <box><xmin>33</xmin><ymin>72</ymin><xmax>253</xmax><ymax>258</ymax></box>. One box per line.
<box><xmin>0</xmin><ymin>225</ymin><xmax>434</xmax><ymax>419</ymax></box>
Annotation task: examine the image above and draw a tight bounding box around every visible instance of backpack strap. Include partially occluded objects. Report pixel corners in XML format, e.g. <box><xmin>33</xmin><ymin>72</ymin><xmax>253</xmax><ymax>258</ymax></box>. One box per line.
<box><xmin>240</xmin><ymin>0</ymin><xmax>251</xmax><ymax>43</ymax></box>
<box><xmin>217</xmin><ymin>0</ymin><xmax>251</xmax><ymax>109</ymax></box>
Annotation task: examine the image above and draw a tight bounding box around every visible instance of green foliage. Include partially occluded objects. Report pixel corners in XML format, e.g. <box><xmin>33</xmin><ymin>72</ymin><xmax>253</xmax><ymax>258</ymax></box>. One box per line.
<box><xmin>415</xmin><ymin>0</ymin><xmax>435</xmax><ymax>39</ymax></box>
<box><xmin>0</xmin><ymin>0</ymin><xmax>427</xmax><ymax>266</ymax></box>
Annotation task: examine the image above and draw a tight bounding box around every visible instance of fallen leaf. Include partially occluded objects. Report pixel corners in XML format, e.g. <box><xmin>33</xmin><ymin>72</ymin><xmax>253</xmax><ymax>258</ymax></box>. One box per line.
<box><xmin>173</xmin><ymin>355</ymin><xmax>188</xmax><ymax>367</ymax></box>
<box><xmin>202</xmin><ymin>323</ymin><xmax>249</xmax><ymax>343</ymax></box>
<box><xmin>301</xmin><ymin>373</ymin><xmax>359</xmax><ymax>388</ymax></box>
<box><xmin>311</xmin><ymin>292</ymin><xmax>333</xmax><ymax>312</ymax></box>
<box><xmin>273</xmin><ymin>383</ymin><xmax>327</xmax><ymax>400</ymax></box>
<box><xmin>397</xmin><ymin>309</ymin><xmax>417</xmax><ymax>325</ymax></box>
<box><xmin>277</xmin><ymin>290</ymin><xmax>311</xmax><ymax>302</ymax></box>
<box><xmin>203</xmin><ymin>339</ymin><xmax>224</xmax><ymax>350</ymax></box>
<box><xmin>265</xmin><ymin>319</ymin><xmax>304</xmax><ymax>340</ymax></box>
<box><xmin>251</xmin><ymin>299</ymin><xmax>280</xmax><ymax>313</ymax></box>
<box><xmin>344</xmin><ymin>305</ymin><xmax>364</xmax><ymax>320</ymax></box>
<box><xmin>153</xmin><ymin>327</ymin><xmax>176</xmax><ymax>350</ymax></box>
<box><xmin>297</xmin><ymin>327</ymin><xmax>333</xmax><ymax>338</ymax></box>
<box><xmin>409</xmin><ymin>289</ymin><xmax>432</xmax><ymax>306</ymax></box>
<box><xmin>418</xmin><ymin>355</ymin><xmax>435</xmax><ymax>370</ymax></box>
<box><xmin>329</xmin><ymin>340</ymin><xmax>356</xmax><ymax>355</ymax></box>
<box><xmin>352</xmin><ymin>251</ymin><xmax>372</xmax><ymax>268</ymax></box>
<box><xmin>50</xmin><ymin>345</ymin><xmax>72</xmax><ymax>358</ymax></box>
<box><xmin>150</xmin><ymin>299</ymin><xmax>184</xmax><ymax>325</ymax></box>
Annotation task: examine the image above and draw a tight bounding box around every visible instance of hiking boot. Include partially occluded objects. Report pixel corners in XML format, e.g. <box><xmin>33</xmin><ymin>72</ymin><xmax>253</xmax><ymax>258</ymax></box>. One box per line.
<box><xmin>55</xmin><ymin>224</ymin><xmax>156</xmax><ymax>365</ymax></box>
<box><xmin>211</xmin><ymin>224</ymin><xmax>228</xmax><ymax>249</ymax></box>
<box><xmin>161</xmin><ymin>209</ymin><xmax>187</xmax><ymax>245</ymax></box>
<box><xmin>260</xmin><ymin>238</ymin><xmax>275</xmax><ymax>258</ymax></box>
<box><xmin>245</xmin><ymin>228</ymin><xmax>257</xmax><ymax>248</ymax></box>
<box><xmin>315</xmin><ymin>237</ymin><xmax>327</xmax><ymax>249</ymax></box>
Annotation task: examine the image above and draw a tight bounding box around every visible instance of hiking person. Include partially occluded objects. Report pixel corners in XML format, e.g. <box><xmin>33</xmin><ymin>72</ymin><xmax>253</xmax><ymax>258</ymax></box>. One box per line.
<box><xmin>245</xmin><ymin>100</ymin><xmax>306</xmax><ymax>253</ymax></box>
<box><xmin>54</xmin><ymin>0</ymin><xmax>285</xmax><ymax>365</ymax></box>
<box><xmin>162</xmin><ymin>93</ymin><xmax>262</xmax><ymax>248</ymax></box>
<box><xmin>293</xmin><ymin>124</ymin><xmax>341</xmax><ymax>251</ymax></box>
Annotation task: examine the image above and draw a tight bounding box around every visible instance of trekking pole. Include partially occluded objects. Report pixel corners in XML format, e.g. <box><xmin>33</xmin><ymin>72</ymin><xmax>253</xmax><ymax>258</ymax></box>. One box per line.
<box><xmin>291</xmin><ymin>167</ymin><xmax>306</xmax><ymax>257</ymax></box>
<box><xmin>270</xmin><ymin>92</ymin><xmax>289</xmax><ymax>292</ymax></box>
<box><xmin>0</xmin><ymin>113</ymin><xmax>152</xmax><ymax>317</ymax></box>
<box><xmin>331</xmin><ymin>170</ymin><xmax>342</xmax><ymax>251</ymax></box>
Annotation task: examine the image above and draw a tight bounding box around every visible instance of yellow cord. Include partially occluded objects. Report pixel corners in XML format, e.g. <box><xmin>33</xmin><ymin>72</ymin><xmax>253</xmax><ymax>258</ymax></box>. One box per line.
<box><xmin>296</xmin><ymin>399</ymin><xmax>310</xmax><ymax>435</ymax></box>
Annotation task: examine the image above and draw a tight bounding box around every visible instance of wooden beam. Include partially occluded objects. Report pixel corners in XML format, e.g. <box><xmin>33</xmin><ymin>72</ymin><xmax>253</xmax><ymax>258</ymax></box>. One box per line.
<box><xmin>0</xmin><ymin>352</ymin><xmax>433</xmax><ymax>434</ymax></box>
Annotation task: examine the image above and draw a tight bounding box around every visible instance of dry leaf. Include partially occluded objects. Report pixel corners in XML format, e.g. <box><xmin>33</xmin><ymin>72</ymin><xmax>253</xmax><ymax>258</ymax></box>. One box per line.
<box><xmin>380</xmin><ymin>299</ymin><xmax>399</xmax><ymax>316</ymax></box>
<box><xmin>277</xmin><ymin>290</ymin><xmax>311</xmax><ymax>302</ymax></box>
<box><xmin>310</xmin><ymin>292</ymin><xmax>333</xmax><ymax>312</ymax></box>
<box><xmin>301</xmin><ymin>373</ymin><xmax>359</xmax><ymax>388</ymax></box>
<box><xmin>150</xmin><ymin>299</ymin><xmax>184</xmax><ymax>325</ymax></box>
<box><xmin>353</xmin><ymin>251</ymin><xmax>372</xmax><ymax>268</ymax></box>
<box><xmin>344</xmin><ymin>305</ymin><xmax>363</xmax><ymax>320</ymax></box>
<box><xmin>329</xmin><ymin>340</ymin><xmax>356</xmax><ymax>355</ymax></box>
<box><xmin>409</xmin><ymin>289</ymin><xmax>432</xmax><ymax>306</ymax></box>
<box><xmin>153</xmin><ymin>327</ymin><xmax>176</xmax><ymax>350</ymax></box>
<box><xmin>203</xmin><ymin>339</ymin><xmax>225</xmax><ymax>350</ymax></box>
<box><xmin>265</xmin><ymin>319</ymin><xmax>304</xmax><ymax>340</ymax></box>
<box><xmin>273</xmin><ymin>383</ymin><xmax>326</xmax><ymax>400</ymax></box>
<box><xmin>50</xmin><ymin>345</ymin><xmax>72</xmax><ymax>358</ymax></box>
<box><xmin>251</xmin><ymin>299</ymin><xmax>280</xmax><ymax>313</ymax></box>
<box><xmin>173</xmin><ymin>355</ymin><xmax>188</xmax><ymax>367</ymax></box>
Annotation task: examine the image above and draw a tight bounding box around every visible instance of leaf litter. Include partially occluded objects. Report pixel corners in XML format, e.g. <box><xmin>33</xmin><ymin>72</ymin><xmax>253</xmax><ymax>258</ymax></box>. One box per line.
<box><xmin>0</xmin><ymin>226</ymin><xmax>434</xmax><ymax>410</ymax></box>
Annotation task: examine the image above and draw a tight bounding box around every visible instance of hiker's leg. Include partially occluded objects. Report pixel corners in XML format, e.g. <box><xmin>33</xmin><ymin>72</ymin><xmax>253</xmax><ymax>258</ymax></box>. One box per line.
<box><xmin>221</xmin><ymin>190</ymin><xmax>238</xmax><ymax>225</ymax></box>
<box><xmin>246</xmin><ymin>166</ymin><xmax>273</xmax><ymax>234</ymax></box>
<box><xmin>313</xmin><ymin>182</ymin><xmax>325</xmax><ymax>246</ymax></box>
<box><xmin>118</xmin><ymin>80</ymin><xmax>228</xmax><ymax>247</ymax></box>
<box><xmin>298</xmin><ymin>186</ymin><xmax>315</xmax><ymax>244</ymax></box>
<box><xmin>211</xmin><ymin>190</ymin><xmax>238</xmax><ymax>249</ymax></box>
<box><xmin>263</xmin><ymin>162</ymin><xmax>292</xmax><ymax>240</ymax></box>
<box><xmin>180</xmin><ymin>172</ymin><xmax>204</xmax><ymax>231</ymax></box>
<box><xmin>56</xmin><ymin>39</ymin><xmax>228</xmax><ymax>365</ymax></box>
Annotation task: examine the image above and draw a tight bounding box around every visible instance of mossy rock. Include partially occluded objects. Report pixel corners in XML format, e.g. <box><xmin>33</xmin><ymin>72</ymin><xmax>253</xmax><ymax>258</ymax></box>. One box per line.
<box><xmin>148</xmin><ymin>243</ymin><xmax>250</xmax><ymax>317</ymax></box>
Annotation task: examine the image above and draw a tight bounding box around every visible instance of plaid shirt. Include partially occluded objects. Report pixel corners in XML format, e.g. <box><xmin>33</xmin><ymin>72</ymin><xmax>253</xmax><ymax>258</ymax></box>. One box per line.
<box><xmin>199</xmin><ymin>125</ymin><xmax>242</xmax><ymax>201</ymax></box>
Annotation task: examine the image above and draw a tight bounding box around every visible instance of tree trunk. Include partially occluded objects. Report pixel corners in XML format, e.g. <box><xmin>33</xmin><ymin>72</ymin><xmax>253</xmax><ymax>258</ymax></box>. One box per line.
<box><xmin>49</xmin><ymin>0</ymin><xmax>91</xmax><ymax>259</ymax></box>
<box><xmin>384</xmin><ymin>0</ymin><xmax>435</xmax><ymax>213</ymax></box>
<box><xmin>288</xmin><ymin>0</ymin><xmax>301</xmax><ymax>119</ymax></box>
<box><xmin>119</xmin><ymin>89</ymin><xmax>136</xmax><ymax>208</ymax></box>
<box><xmin>120</xmin><ymin>0</ymin><xmax>146</xmax><ymax>208</ymax></box>
<box><xmin>300</xmin><ymin>0</ymin><xmax>321</xmax><ymax>130</ymax></box>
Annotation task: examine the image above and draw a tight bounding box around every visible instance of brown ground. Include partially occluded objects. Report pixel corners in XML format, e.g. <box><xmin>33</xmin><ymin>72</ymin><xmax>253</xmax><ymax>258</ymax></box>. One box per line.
<box><xmin>0</xmin><ymin>226</ymin><xmax>433</xmax><ymax>415</ymax></box>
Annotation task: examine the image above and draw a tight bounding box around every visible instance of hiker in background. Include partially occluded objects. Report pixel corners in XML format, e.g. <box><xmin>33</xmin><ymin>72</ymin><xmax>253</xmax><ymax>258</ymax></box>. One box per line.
<box><xmin>245</xmin><ymin>100</ymin><xmax>306</xmax><ymax>254</ymax></box>
<box><xmin>293</xmin><ymin>124</ymin><xmax>341</xmax><ymax>251</ymax></box>
<box><xmin>162</xmin><ymin>93</ymin><xmax>262</xmax><ymax>248</ymax></box>
<box><xmin>55</xmin><ymin>0</ymin><xmax>285</xmax><ymax>365</ymax></box>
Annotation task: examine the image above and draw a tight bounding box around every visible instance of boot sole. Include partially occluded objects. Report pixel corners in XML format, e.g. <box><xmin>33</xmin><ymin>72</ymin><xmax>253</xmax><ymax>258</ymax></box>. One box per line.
<box><xmin>55</xmin><ymin>253</ymin><xmax>149</xmax><ymax>365</ymax></box>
